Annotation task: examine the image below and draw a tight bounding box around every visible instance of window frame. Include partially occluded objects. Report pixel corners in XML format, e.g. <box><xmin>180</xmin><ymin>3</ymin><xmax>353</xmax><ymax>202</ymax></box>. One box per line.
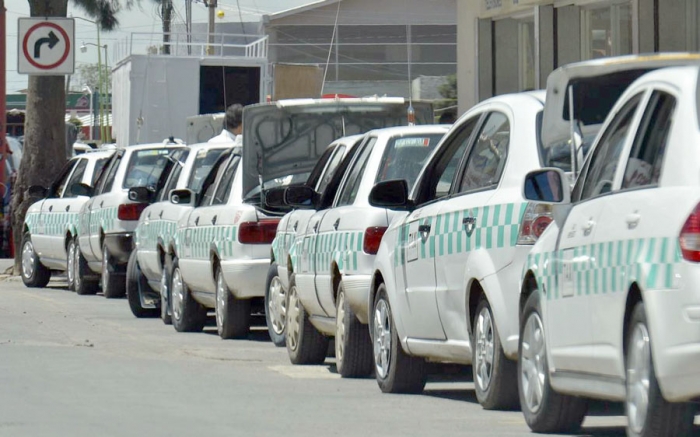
<box><xmin>210</xmin><ymin>155</ymin><xmax>241</xmax><ymax>206</ymax></box>
<box><xmin>50</xmin><ymin>159</ymin><xmax>79</xmax><ymax>199</ymax></box>
<box><xmin>333</xmin><ymin>137</ymin><xmax>377</xmax><ymax>208</ymax></box>
<box><xmin>580</xmin><ymin>1</ymin><xmax>633</xmax><ymax>60</ymax></box>
<box><xmin>62</xmin><ymin>158</ymin><xmax>89</xmax><ymax>198</ymax></box>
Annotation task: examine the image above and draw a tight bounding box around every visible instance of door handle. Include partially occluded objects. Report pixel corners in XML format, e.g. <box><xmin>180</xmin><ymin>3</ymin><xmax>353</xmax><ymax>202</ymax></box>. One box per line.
<box><xmin>100</xmin><ymin>201</ymin><xmax>104</xmax><ymax>208</ymax></box>
<box><xmin>48</xmin><ymin>205</ymin><xmax>53</xmax><ymax>212</ymax></box>
<box><xmin>333</xmin><ymin>218</ymin><xmax>340</xmax><ymax>231</ymax></box>
<box><xmin>65</xmin><ymin>205</ymin><xmax>70</xmax><ymax>212</ymax></box>
<box><xmin>212</xmin><ymin>215</ymin><xmax>217</xmax><ymax>225</ymax></box>
<box><xmin>582</xmin><ymin>219</ymin><xmax>595</xmax><ymax>236</ymax></box>
<box><xmin>194</xmin><ymin>216</ymin><xmax>200</xmax><ymax>226</ymax></box>
<box><xmin>626</xmin><ymin>213</ymin><xmax>641</xmax><ymax>230</ymax></box>
<box><xmin>147</xmin><ymin>212</ymin><xmax>151</xmax><ymax>219</ymax></box>
<box><xmin>159</xmin><ymin>210</ymin><xmax>164</xmax><ymax>219</ymax></box>
<box><xmin>313</xmin><ymin>222</ymin><xmax>319</xmax><ymax>233</ymax></box>
<box><xmin>293</xmin><ymin>221</ymin><xmax>298</xmax><ymax>232</ymax></box>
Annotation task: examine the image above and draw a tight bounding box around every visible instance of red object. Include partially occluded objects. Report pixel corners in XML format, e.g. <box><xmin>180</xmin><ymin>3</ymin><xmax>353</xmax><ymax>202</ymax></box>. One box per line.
<box><xmin>680</xmin><ymin>204</ymin><xmax>700</xmax><ymax>262</ymax></box>
<box><xmin>363</xmin><ymin>226</ymin><xmax>388</xmax><ymax>255</ymax></box>
<box><xmin>238</xmin><ymin>219</ymin><xmax>280</xmax><ymax>244</ymax></box>
<box><xmin>118</xmin><ymin>203</ymin><xmax>148</xmax><ymax>221</ymax></box>
<box><xmin>22</xmin><ymin>22</ymin><xmax>71</xmax><ymax>70</ymax></box>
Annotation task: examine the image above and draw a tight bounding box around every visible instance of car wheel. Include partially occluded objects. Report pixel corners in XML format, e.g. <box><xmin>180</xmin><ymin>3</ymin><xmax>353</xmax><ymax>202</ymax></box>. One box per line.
<box><xmin>472</xmin><ymin>296</ymin><xmax>519</xmax><ymax>410</ymax></box>
<box><xmin>101</xmin><ymin>244</ymin><xmax>125</xmax><ymax>298</ymax></box>
<box><xmin>372</xmin><ymin>284</ymin><xmax>426</xmax><ymax>393</ymax></box>
<box><xmin>264</xmin><ymin>263</ymin><xmax>286</xmax><ymax>347</ymax></box>
<box><xmin>20</xmin><ymin>233</ymin><xmax>51</xmax><ymax>288</ymax></box>
<box><xmin>160</xmin><ymin>262</ymin><xmax>172</xmax><ymax>325</ymax></box>
<box><xmin>66</xmin><ymin>238</ymin><xmax>76</xmax><ymax>291</ymax></box>
<box><xmin>74</xmin><ymin>238</ymin><xmax>98</xmax><ymax>295</ymax></box>
<box><xmin>518</xmin><ymin>290</ymin><xmax>587</xmax><ymax>433</ymax></box>
<box><xmin>171</xmin><ymin>258</ymin><xmax>206</xmax><ymax>333</ymax></box>
<box><xmin>126</xmin><ymin>251</ymin><xmax>159</xmax><ymax>318</ymax></box>
<box><xmin>215</xmin><ymin>267</ymin><xmax>251</xmax><ymax>339</ymax></box>
<box><xmin>285</xmin><ymin>274</ymin><xmax>329</xmax><ymax>364</ymax></box>
<box><xmin>625</xmin><ymin>301</ymin><xmax>694</xmax><ymax>437</ymax></box>
<box><xmin>335</xmin><ymin>281</ymin><xmax>373</xmax><ymax>378</ymax></box>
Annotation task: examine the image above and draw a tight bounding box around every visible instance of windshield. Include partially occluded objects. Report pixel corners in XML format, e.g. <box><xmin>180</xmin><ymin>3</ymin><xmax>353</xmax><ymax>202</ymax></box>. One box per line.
<box><xmin>375</xmin><ymin>134</ymin><xmax>445</xmax><ymax>190</ymax></box>
<box><xmin>122</xmin><ymin>148</ymin><xmax>180</xmax><ymax>189</ymax></box>
<box><xmin>188</xmin><ymin>148</ymin><xmax>228</xmax><ymax>192</ymax></box>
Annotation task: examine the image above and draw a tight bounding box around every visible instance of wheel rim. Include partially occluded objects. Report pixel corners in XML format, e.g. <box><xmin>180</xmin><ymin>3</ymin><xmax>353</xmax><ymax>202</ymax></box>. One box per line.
<box><xmin>286</xmin><ymin>284</ymin><xmax>301</xmax><ymax>351</ymax></box>
<box><xmin>216</xmin><ymin>273</ymin><xmax>227</xmax><ymax>332</ymax></box>
<box><xmin>171</xmin><ymin>268</ymin><xmax>184</xmax><ymax>322</ymax></box>
<box><xmin>160</xmin><ymin>268</ymin><xmax>169</xmax><ymax>317</ymax></box>
<box><xmin>21</xmin><ymin>240</ymin><xmax>35</xmax><ymax>279</ymax></box>
<box><xmin>101</xmin><ymin>246</ymin><xmax>109</xmax><ymax>291</ymax></box>
<box><xmin>335</xmin><ymin>290</ymin><xmax>346</xmax><ymax>366</ymax></box>
<box><xmin>474</xmin><ymin>306</ymin><xmax>495</xmax><ymax>392</ymax></box>
<box><xmin>520</xmin><ymin>311</ymin><xmax>546</xmax><ymax>414</ymax></box>
<box><xmin>373</xmin><ymin>298</ymin><xmax>391</xmax><ymax>379</ymax></box>
<box><xmin>73</xmin><ymin>245</ymin><xmax>81</xmax><ymax>290</ymax></box>
<box><xmin>67</xmin><ymin>242</ymin><xmax>75</xmax><ymax>286</ymax></box>
<box><xmin>627</xmin><ymin>322</ymin><xmax>651</xmax><ymax>434</ymax></box>
<box><xmin>268</xmin><ymin>276</ymin><xmax>286</xmax><ymax>335</ymax></box>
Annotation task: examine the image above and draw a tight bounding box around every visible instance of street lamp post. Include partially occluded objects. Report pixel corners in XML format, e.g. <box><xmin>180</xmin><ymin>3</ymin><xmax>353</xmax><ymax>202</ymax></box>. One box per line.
<box><xmin>82</xmin><ymin>85</ymin><xmax>93</xmax><ymax>140</ymax></box>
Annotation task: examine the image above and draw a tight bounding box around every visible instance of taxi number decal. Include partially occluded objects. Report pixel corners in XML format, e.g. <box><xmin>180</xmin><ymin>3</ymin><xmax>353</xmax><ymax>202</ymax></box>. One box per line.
<box><xmin>406</xmin><ymin>232</ymin><xmax>419</xmax><ymax>263</ymax></box>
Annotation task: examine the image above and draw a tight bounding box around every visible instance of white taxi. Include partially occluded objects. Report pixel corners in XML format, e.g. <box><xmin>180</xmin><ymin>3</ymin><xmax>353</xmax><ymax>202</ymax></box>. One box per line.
<box><xmin>285</xmin><ymin>125</ymin><xmax>448</xmax><ymax>376</ymax></box>
<box><xmin>519</xmin><ymin>65</ymin><xmax>700</xmax><ymax>436</ymax></box>
<box><xmin>20</xmin><ymin>150</ymin><xmax>113</xmax><ymax>289</ymax></box>
<box><xmin>267</xmin><ymin>134</ymin><xmax>363</xmax><ymax>346</ymax></box>
<box><xmin>127</xmin><ymin>144</ymin><xmax>231</xmax><ymax>319</ymax></box>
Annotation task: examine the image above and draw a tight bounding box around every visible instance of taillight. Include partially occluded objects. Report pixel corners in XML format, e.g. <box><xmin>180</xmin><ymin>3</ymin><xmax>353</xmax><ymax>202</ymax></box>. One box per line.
<box><xmin>118</xmin><ymin>203</ymin><xmax>148</xmax><ymax>221</ymax></box>
<box><xmin>517</xmin><ymin>203</ymin><xmax>553</xmax><ymax>245</ymax></box>
<box><xmin>680</xmin><ymin>203</ymin><xmax>700</xmax><ymax>262</ymax></box>
<box><xmin>238</xmin><ymin>219</ymin><xmax>280</xmax><ymax>244</ymax></box>
<box><xmin>363</xmin><ymin>226</ymin><xmax>388</xmax><ymax>255</ymax></box>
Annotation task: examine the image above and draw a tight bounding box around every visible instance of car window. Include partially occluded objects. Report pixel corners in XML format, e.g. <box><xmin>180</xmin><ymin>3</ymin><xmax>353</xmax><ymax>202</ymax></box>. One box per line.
<box><xmin>336</xmin><ymin>138</ymin><xmax>377</xmax><ymax>207</ymax></box>
<box><xmin>160</xmin><ymin>162</ymin><xmax>184</xmax><ymax>202</ymax></box>
<box><xmin>99</xmin><ymin>154</ymin><xmax>122</xmax><ymax>194</ymax></box>
<box><xmin>306</xmin><ymin>145</ymin><xmax>337</xmax><ymax>191</ymax></box>
<box><xmin>315</xmin><ymin>145</ymin><xmax>346</xmax><ymax>194</ymax></box>
<box><xmin>63</xmin><ymin>158</ymin><xmax>88</xmax><ymax>198</ymax></box>
<box><xmin>123</xmin><ymin>148</ymin><xmax>179</xmax><ymax>189</ymax></box>
<box><xmin>576</xmin><ymin>93</ymin><xmax>643</xmax><ymax>202</ymax></box>
<box><xmin>375</xmin><ymin>134</ymin><xmax>444</xmax><ymax>191</ymax></box>
<box><xmin>211</xmin><ymin>156</ymin><xmax>240</xmax><ymax>206</ymax></box>
<box><xmin>188</xmin><ymin>148</ymin><xmax>227</xmax><ymax>193</ymax></box>
<box><xmin>458</xmin><ymin>112</ymin><xmax>510</xmax><ymax>194</ymax></box>
<box><xmin>52</xmin><ymin>159</ymin><xmax>78</xmax><ymax>198</ymax></box>
<box><xmin>622</xmin><ymin>91</ymin><xmax>675</xmax><ymax>190</ymax></box>
<box><xmin>91</xmin><ymin>158</ymin><xmax>111</xmax><ymax>186</ymax></box>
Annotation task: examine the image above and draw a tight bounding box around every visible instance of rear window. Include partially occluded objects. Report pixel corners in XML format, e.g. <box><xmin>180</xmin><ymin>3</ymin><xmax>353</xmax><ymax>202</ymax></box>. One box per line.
<box><xmin>188</xmin><ymin>148</ymin><xmax>228</xmax><ymax>192</ymax></box>
<box><xmin>375</xmin><ymin>134</ymin><xmax>444</xmax><ymax>191</ymax></box>
<box><xmin>122</xmin><ymin>148</ymin><xmax>180</xmax><ymax>189</ymax></box>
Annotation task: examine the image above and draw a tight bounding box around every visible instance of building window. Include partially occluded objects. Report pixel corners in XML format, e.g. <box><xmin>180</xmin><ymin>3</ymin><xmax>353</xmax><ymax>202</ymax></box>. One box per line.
<box><xmin>581</xmin><ymin>2</ymin><xmax>632</xmax><ymax>60</ymax></box>
<box><xmin>518</xmin><ymin>18</ymin><xmax>536</xmax><ymax>91</ymax></box>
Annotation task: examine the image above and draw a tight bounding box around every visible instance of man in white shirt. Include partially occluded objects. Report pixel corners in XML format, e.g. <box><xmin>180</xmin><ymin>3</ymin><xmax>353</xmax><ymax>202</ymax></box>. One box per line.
<box><xmin>208</xmin><ymin>103</ymin><xmax>243</xmax><ymax>146</ymax></box>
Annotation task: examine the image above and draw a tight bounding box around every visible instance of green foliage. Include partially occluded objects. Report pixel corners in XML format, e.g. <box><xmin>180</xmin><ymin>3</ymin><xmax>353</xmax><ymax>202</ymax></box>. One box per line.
<box><xmin>73</xmin><ymin>63</ymin><xmax>112</xmax><ymax>93</ymax></box>
<box><xmin>438</xmin><ymin>74</ymin><xmax>457</xmax><ymax>101</ymax></box>
<box><xmin>68</xmin><ymin>116</ymin><xmax>83</xmax><ymax>128</ymax></box>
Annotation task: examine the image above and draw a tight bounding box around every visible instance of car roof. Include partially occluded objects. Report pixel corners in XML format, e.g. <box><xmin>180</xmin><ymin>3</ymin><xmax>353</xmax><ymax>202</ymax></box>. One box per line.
<box><xmin>364</xmin><ymin>124</ymin><xmax>450</xmax><ymax>139</ymax></box>
<box><xmin>331</xmin><ymin>134</ymin><xmax>364</xmax><ymax>148</ymax></box>
<box><xmin>183</xmin><ymin>142</ymin><xmax>232</xmax><ymax>152</ymax></box>
<box><xmin>78</xmin><ymin>150</ymin><xmax>114</xmax><ymax>160</ymax></box>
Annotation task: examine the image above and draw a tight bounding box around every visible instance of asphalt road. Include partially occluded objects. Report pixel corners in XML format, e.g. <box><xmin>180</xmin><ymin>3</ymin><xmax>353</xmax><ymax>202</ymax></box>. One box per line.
<box><xmin>0</xmin><ymin>269</ymin><xmax>696</xmax><ymax>437</ymax></box>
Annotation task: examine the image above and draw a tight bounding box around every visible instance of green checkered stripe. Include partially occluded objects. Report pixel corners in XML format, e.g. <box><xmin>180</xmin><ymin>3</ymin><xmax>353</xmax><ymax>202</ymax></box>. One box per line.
<box><xmin>395</xmin><ymin>202</ymin><xmax>527</xmax><ymax>266</ymax></box>
<box><xmin>24</xmin><ymin>212</ymin><xmax>39</xmax><ymax>234</ymax></box>
<box><xmin>272</xmin><ymin>231</ymin><xmax>295</xmax><ymax>266</ymax></box>
<box><xmin>311</xmin><ymin>230</ymin><xmax>365</xmax><ymax>273</ymax></box>
<box><xmin>24</xmin><ymin>211</ymin><xmax>80</xmax><ymax>237</ymax></box>
<box><xmin>527</xmin><ymin>236</ymin><xmax>682</xmax><ymax>300</ymax></box>
<box><xmin>177</xmin><ymin>225</ymin><xmax>239</xmax><ymax>260</ymax></box>
<box><xmin>87</xmin><ymin>206</ymin><xmax>119</xmax><ymax>235</ymax></box>
<box><xmin>136</xmin><ymin>219</ymin><xmax>177</xmax><ymax>251</ymax></box>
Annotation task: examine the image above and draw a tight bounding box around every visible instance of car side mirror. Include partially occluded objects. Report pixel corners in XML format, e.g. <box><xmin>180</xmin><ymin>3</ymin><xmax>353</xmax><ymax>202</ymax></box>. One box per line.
<box><xmin>170</xmin><ymin>188</ymin><xmax>195</xmax><ymax>206</ymax></box>
<box><xmin>368</xmin><ymin>179</ymin><xmax>410</xmax><ymax>210</ymax></box>
<box><xmin>523</xmin><ymin>168</ymin><xmax>571</xmax><ymax>204</ymax></box>
<box><xmin>264</xmin><ymin>186</ymin><xmax>287</xmax><ymax>208</ymax></box>
<box><xmin>27</xmin><ymin>185</ymin><xmax>48</xmax><ymax>198</ymax></box>
<box><xmin>70</xmin><ymin>183</ymin><xmax>93</xmax><ymax>198</ymax></box>
<box><xmin>284</xmin><ymin>185</ymin><xmax>317</xmax><ymax>209</ymax></box>
<box><xmin>128</xmin><ymin>186</ymin><xmax>152</xmax><ymax>204</ymax></box>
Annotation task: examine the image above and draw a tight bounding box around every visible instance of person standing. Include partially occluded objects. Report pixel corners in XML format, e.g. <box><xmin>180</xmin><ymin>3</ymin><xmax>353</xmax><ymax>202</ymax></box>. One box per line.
<box><xmin>209</xmin><ymin>103</ymin><xmax>243</xmax><ymax>146</ymax></box>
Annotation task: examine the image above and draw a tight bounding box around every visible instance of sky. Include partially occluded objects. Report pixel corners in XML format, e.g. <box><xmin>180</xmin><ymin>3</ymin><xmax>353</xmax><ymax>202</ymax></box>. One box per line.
<box><xmin>5</xmin><ymin>0</ymin><xmax>310</xmax><ymax>93</ymax></box>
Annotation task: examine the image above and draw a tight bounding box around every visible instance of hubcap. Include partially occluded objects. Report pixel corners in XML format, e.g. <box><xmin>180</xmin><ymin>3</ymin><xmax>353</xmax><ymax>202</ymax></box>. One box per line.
<box><xmin>286</xmin><ymin>285</ymin><xmax>301</xmax><ymax>351</ymax></box>
<box><xmin>67</xmin><ymin>242</ymin><xmax>75</xmax><ymax>287</ymax></box>
<box><xmin>171</xmin><ymin>268</ymin><xmax>184</xmax><ymax>322</ymax></box>
<box><xmin>373</xmin><ymin>298</ymin><xmax>392</xmax><ymax>379</ymax></box>
<box><xmin>21</xmin><ymin>240</ymin><xmax>35</xmax><ymax>279</ymax></box>
<box><xmin>73</xmin><ymin>245</ymin><xmax>81</xmax><ymax>290</ymax></box>
<box><xmin>335</xmin><ymin>290</ymin><xmax>346</xmax><ymax>365</ymax></box>
<box><xmin>267</xmin><ymin>276</ymin><xmax>286</xmax><ymax>335</ymax></box>
<box><xmin>101</xmin><ymin>246</ymin><xmax>109</xmax><ymax>291</ymax></box>
<box><xmin>627</xmin><ymin>322</ymin><xmax>651</xmax><ymax>434</ymax></box>
<box><xmin>216</xmin><ymin>273</ymin><xmax>227</xmax><ymax>332</ymax></box>
<box><xmin>520</xmin><ymin>311</ymin><xmax>546</xmax><ymax>414</ymax></box>
<box><xmin>475</xmin><ymin>306</ymin><xmax>495</xmax><ymax>392</ymax></box>
<box><xmin>160</xmin><ymin>268</ymin><xmax>169</xmax><ymax>316</ymax></box>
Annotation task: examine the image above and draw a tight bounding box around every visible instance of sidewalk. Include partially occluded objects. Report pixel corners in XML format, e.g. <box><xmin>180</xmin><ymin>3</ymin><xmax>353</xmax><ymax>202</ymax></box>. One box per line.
<box><xmin>0</xmin><ymin>258</ymin><xmax>14</xmax><ymax>276</ymax></box>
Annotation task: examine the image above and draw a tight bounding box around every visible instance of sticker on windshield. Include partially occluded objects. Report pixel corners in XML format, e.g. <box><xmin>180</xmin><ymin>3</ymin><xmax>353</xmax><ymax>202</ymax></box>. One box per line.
<box><xmin>395</xmin><ymin>137</ymin><xmax>432</xmax><ymax>148</ymax></box>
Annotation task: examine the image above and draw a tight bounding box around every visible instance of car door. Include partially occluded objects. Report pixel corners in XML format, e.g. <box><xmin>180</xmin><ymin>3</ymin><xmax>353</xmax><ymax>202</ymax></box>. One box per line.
<box><xmin>47</xmin><ymin>157</ymin><xmax>90</xmax><ymax>260</ymax></box>
<box><xmin>34</xmin><ymin>159</ymin><xmax>77</xmax><ymax>259</ymax></box>
<box><xmin>88</xmin><ymin>151</ymin><xmax>123</xmax><ymax>260</ymax></box>
<box><xmin>590</xmin><ymin>88</ymin><xmax>677</xmax><ymax>378</ymax></box>
<box><xmin>548</xmin><ymin>92</ymin><xmax>644</xmax><ymax>374</ymax></box>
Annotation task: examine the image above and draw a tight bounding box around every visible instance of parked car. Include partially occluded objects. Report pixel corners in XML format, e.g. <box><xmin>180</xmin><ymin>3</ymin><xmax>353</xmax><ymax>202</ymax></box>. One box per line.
<box><xmin>168</xmin><ymin>97</ymin><xmax>429</xmax><ymax>340</ymax></box>
<box><xmin>74</xmin><ymin>140</ymin><xmax>185</xmax><ymax>297</ymax></box>
<box><xmin>285</xmin><ymin>125</ymin><xmax>448</xmax><ymax>376</ymax></box>
<box><xmin>19</xmin><ymin>150</ymin><xmax>113</xmax><ymax>288</ymax></box>
<box><xmin>128</xmin><ymin>143</ymin><xmax>231</xmax><ymax>320</ymax></box>
<box><xmin>518</xmin><ymin>65</ymin><xmax>700</xmax><ymax>436</ymax></box>
<box><xmin>267</xmin><ymin>134</ymin><xmax>363</xmax><ymax>346</ymax></box>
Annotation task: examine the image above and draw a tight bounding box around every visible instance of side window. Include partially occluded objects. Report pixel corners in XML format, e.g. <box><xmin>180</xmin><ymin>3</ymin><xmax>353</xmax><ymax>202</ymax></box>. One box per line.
<box><xmin>306</xmin><ymin>145</ymin><xmax>337</xmax><ymax>190</ymax></box>
<box><xmin>211</xmin><ymin>156</ymin><xmax>240</xmax><ymax>205</ymax></box>
<box><xmin>577</xmin><ymin>93</ymin><xmax>643</xmax><ymax>201</ymax></box>
<box><xmin>99</xmin><ymin>155</ymin><xmax>122</xmax><ymax>195</ymax></box>
<box><xmin>159</xmin><ymin>163</ymin><xmax>183</xmax><ymax>202</ymax></box>
<box><xmin>428</xmin><ymin>116</ymin><xmax>479</xmax><ymax>201</ymax></box>
<box><xmin>91</xmin><ymin>158</ymin><xmax>110</xmax><ymax>186</ymax></box>
<box><xmin>63</xmin><ymin>159</ymin><xmax>89</xmax><ymax>198</ymax></box>
<box><xmin>458</xmin><ymin>112</ymin><xmax>510</xmax><ymax>193</ymax></box>
<box><xmin>622</xmin><ymin>91</ymin><xmax>675</xmax><ymax>190</ymax></box>
<box><xmin>52</xmin><ymin>160</ymin><xmax>78</xmax><ymax>198</ymax></box>
<box><xmin>336</xmin><ymin>138</ymin><xmax>376</xmax><ymax>207</ymax></box>
<box><xmin>316</xmin><ymin>145</ymin><xmax>346</xmax><ymax>194</ymax></box>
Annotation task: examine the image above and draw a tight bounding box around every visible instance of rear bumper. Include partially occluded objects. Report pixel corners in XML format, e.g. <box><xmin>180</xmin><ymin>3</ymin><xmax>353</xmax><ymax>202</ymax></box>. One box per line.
<box><xmin>104</xmin><ymin>233</ymin><xmax>134</xmax><ymax>266</ymax></box>
<box><xmin>343</xmin><ymin>274</ymin><xmax>372</xmax><ymax>324</ymax></box>
<box><xmin>221</xmin><ymin>258</ymin><xmax>269</xmax><ymax>299</ymax></box>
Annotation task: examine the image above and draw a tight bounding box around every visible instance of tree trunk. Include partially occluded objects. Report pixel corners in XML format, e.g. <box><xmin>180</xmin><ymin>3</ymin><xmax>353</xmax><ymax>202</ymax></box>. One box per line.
<box><xmin>162</xmin><ymin>0</ymin><xmax>172</xmax><ymax>55</ymax></box>
<box><xmin>12</xmin><ymin>0</ymin><xmax>69</xmax><ymax>274</ymax></box>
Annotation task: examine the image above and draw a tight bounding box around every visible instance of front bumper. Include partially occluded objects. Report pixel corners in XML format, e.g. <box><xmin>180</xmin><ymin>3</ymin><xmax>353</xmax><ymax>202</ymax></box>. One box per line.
<box><xmin>343</xmin><ymin>274</ymin><xmax>372</xmax><ymax>324</ymax></box>
<box><xmin>104</xmin><ymin>233</ymin><xmax>134</xmax><ymax>266</ymax></box>
<box><xmin>221</xmin><ymin>258</ymin><xmax>270</xmax><ymax>299</ymax></box>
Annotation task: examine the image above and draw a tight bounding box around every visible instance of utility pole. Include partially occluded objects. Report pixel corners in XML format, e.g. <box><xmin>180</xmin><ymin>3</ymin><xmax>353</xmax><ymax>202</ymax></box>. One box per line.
<box><xmin>0</xmin><ymin>0</ymin><xmax>6</xmax><ymax>192</ymax></box>
<box><xmin>206</xmin><ymin>0</ymin><xmax>217</xmax><ymax>55</ymax></box>
<box><xmin>186</xmin><ymin>0</ymin><xmax>192</xmax><ymax>55</ymax></box>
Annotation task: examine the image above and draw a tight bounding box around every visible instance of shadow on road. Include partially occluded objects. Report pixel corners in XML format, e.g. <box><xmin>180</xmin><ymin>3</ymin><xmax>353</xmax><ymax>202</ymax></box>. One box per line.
<box><xmin>423</xmin><ymin>388</ymin><xmax>479</xmax><ymax>404</ymax></box>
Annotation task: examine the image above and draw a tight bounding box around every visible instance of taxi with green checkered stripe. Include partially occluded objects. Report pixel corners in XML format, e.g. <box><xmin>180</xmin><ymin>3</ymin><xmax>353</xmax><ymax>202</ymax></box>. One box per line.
<box><xmin>519</xmin><ymin>59</ymin><xmax>700</xmax><ymax>437</ymax></box>
<box><xmin>20</xmin><ymin>150</ymin><xmax>113</xmax><ymax>289</ymax></box>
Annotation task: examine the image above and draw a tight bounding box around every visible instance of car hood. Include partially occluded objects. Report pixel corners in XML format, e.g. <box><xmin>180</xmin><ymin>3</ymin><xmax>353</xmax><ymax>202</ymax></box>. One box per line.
<box><xmin>242</xmin><ymin>98</ymin><xmax>433</xmax><ymax>198</ymax></box>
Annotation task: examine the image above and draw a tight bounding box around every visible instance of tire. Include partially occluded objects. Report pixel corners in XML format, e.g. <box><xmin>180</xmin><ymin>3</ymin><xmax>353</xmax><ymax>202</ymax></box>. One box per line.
<box><xmin>335</xmin><ymin>281</ymin><xmax>373</xmax><ymax>378</ymax></box>
<box><xmin>285</xmin><ymin>274</ymin><xmax>329</xmax><ymax>365</ymax></box>
<box><xmin>171</xmin><ymin>258</ymin><xmax>207</xmax><ymax>333</ymax></box>
<box><xmin>518</xmin><ymin>290</ymin><xmax>587</xmax><ymax>433</ymax></box>
<box><xmin>625</xmin><ymin>301</ymin><xmax>694</xmax><ymax>437</ymax></box>
<box><xmin>74</xmin><ymin>238</ymin><xmax>99</xmax><ymax>295</ymax></box>
<box><xmin>66</xmin><ymin>238</ymin><xmax>77</xmax><ymax>291</ymax></box>
<box><xmin>264</xmin><ymin>263</ymin><xmax>286</xmax><ymax>347</ymax></box>
<box><xmin>160</xmin><ymin>259</ymin><xmax>172</xmax><ymax>325</ymax></box>
<box><xmin>101</xmin><ymin>244</ymin><xmax>126</xmax><ymax>299</ymax></box>
<box><xmin>126</xmin><ymin>251</ymin><xmax>159</xmax><ymax>318</ymax></box>
<box><xmin>472</xmin><ymin>296</ymin><xmax>519</xmax><ymax>410</ymax></box>
<box><xmin>20</xmin><ymin>233</ymin><xmax>51</xmax><ymax>288</ymax></box>
<box><xmin>372</xmin><ymin>284</ymin><xmax>426</xmax><ymax>393</ymax></box>
<box><xmin>215</xmin><ymin>267</ymin><xmax>251</xmax><ymax>339</ymax></box>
